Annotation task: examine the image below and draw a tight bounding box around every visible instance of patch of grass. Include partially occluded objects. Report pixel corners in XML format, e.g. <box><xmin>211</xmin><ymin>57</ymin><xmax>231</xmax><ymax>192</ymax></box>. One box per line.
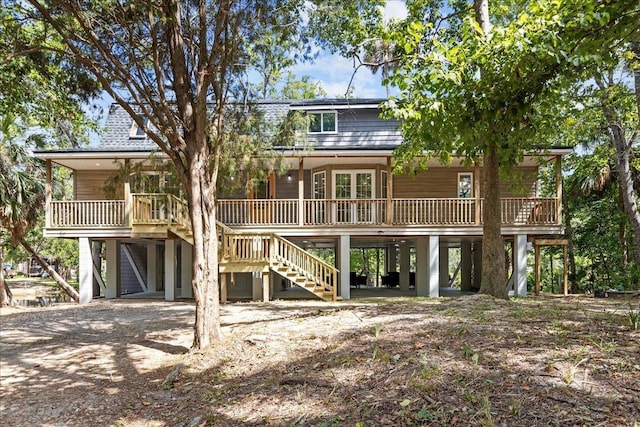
<box><xmin>479</xmin><ymin>395</ymin><xmax>495</xmax><ymax>427</ymax></box>
<box><xmin>627</xmin><ymin>304</ymin><xmax>640</xmax><ymax>330</ymax></box>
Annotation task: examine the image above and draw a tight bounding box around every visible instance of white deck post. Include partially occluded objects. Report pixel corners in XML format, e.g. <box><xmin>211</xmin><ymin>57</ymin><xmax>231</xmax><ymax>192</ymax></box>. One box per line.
<box><xmin>262</xmin><ymin>271</ymin><xmax>270</xmax><ymax>302</ymax></box>
<box><xmin>180</xmin><ymin>240</ymin><xmax>193</xmax><ymax>298</ymax></box>
<box><xmin>78</xmin><ymin>237</ymin><xmax>93</xmax><ymax>304</ymax></box>
<box><xmin>146</xmin><ymin>242</ymin><xmax>157</xmax><ymax>292</ymax></box>
<box><xmin>415</xmin><ymin>237</ymin><xmax>428</xmax><ymax>296</ymax></box>
<box><xmin>387</xmin><ymin>244</ymin><xmax>397</xmax><ymax>273</ymax></box>
<box><xmin>428</xmin><ymin>236</ymin><xmax>440</xmax><ymax>297</ymax></box>
<box><xmin>252</xmin><ymin>273</ymin><xmax>262</xmax><ymax>301</ymax></box>
<box><xmin>513</xmin><ymin>234</ymin><xmax>528</xmax><ymax>297</ymax></box>
<box><xmin>164</xmin><ymin>240</ymin><xmax>176</xmax><ymax>301</ymax></box>
<box><xmin>338</xmin><ymin>234</ymin><xmax>350</xmax><ymax>300</ymax></box>
<box><xmin>439</xmin><ymin>245</ymin><xmax>449</xmax><ymax>288</ymax></box>
<box><xmin>399</xmin><ymin>243</ymin><xmax>410</xmax><ymax>291</ymax></box>
<box><xmin>105</xmin><ymin>240</ymin><xmax>121</xmax><ymax>299</ymax></box>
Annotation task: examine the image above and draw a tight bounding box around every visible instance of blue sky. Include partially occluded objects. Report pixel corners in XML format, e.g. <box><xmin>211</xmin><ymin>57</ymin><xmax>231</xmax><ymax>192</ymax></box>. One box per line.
<box><xmin>293</xmin><ymin>0</ymin><xmax>407</xmax><ymax>99</ymax></box>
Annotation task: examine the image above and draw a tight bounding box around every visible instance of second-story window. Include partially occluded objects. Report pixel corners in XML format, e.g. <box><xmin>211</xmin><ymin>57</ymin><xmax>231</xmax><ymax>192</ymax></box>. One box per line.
<box><xmin>308</xmin><ymin>112</ymin><xmax>337</xmax><ymax>133</ymax></box>
<box><xmin>458</xmin><ymin>173</ymin><xmax>473</xmax><ymax>198</ymax></box>
<box><xmin>130</xmin><ymin>116</ymin><xmax>149</xmax><ymax>138</ymax></box>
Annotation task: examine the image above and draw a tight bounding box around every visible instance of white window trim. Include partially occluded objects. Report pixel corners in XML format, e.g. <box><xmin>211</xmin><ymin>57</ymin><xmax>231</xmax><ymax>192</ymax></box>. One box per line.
<box><xmin>457</xmin><ymin>172</ymin><xmax>473</xmax><ymax>199</ymax></box>
<box><xmin>331</xmin><ymin>170</ymin><xmax>376</xmax><ymax>199</ymax></box>
<box><xmin>308</xmin><ymin>111</ymin><xmax>338</xmax><ymax>134</ymax></box>
<box><xmin>313</xmin><ymin>171</ymin><xmax>326</xmax><ymax>199</ymax></box>
<box><xmin>129</xmin><ymin>116</ymin><xmax>154</xmax><ymax>138</ymax></box>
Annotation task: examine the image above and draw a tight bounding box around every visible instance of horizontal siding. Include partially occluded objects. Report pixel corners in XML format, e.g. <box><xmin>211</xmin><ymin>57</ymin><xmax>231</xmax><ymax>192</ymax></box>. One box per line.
<box><xmin>394</xmin><ymin>166</ymin><xmax>538</xmax><ymax>198</ymax></box>
<box><xmin>74</xmin><ymin>170</ymin><xmax>119</xmax><ymax>200</ymax></box>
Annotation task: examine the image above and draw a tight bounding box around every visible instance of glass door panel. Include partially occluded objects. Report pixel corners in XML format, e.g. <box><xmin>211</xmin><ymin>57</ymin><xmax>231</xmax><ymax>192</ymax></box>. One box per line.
<box><xmin>334</xmin><ymin>173</ymin><xmax>351</xmax><ymax>223</ymax></box>
<box><xmin>356</xmin><ymin>172</ymin><xmax>373</xmax><ymax>222</ymax></box>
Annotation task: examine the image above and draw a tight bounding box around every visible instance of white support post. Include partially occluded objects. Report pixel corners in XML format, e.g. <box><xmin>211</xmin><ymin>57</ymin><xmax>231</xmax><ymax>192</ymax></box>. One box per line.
<box><xmin>513</xmin><ymin>234</ymin><xmax>528</xmax><ymax>297</ymax></box>
<box><xmin>460</xmin><ymin>241</ymin><xmax>472</xmax><ymax>292</ymax></box>
<box><xmin>164</xmin><ymin>240</ymin><xmax>177</xmax><ymax>301</ymax></box>
<box><xmin>439</xmin><ymin>246</ymin><xmax>449</xmax><ymax>288</ymax></box>
<box><xmin>399</xmin><ymin>243</ymin><xmax>410</xmax><ymax>291</ymax></box>
<box><xmin>298</xmin><ymin>158</ymin><xmax>304</xmax><ymax>226</ymax></box>
<box><xmin>388</xmin><ymin>244</ymin><xmax>397</xmax><ymax>273</ymax></box>
<box><xmin>180</xmin><ymin>240</ymin><xmax>193</xmax><ymax>298</ymax></box>
<box><xmin>252</xmin><ymin>272</ymin><xmax>262</xmax><ymax>301</ymax></box>
<box><xmin>338</xmin><ymin>235</ymin><xmax>350</xmax><ymax>300</ymax></box>
<box><xmin>146</xmin><ymin>242</ymin><xmax>157</xmax><ymax>292</ymax></box>
<box><xmin>428</xmin><ymin>236</ymin><xmax>440</xmax><ymax>297</ymax></box>
<box><xmin>105</xmin><ymin>240</ymin><xmax>121</xmax><ymax>299</ymax></box>
<box><xmin>415</xmin><ymin>237</ymin><xmax>428</xmax><ymax>297</ymax></box>
<box><xmin>78</xmin><ymin>237</ymin><xmax>93</xmax><ymax>304</ymax></box>
<box><xmin>262</xmin><ymin>271</ymin><xmax>270</xmax><ymax>302</ymax></box>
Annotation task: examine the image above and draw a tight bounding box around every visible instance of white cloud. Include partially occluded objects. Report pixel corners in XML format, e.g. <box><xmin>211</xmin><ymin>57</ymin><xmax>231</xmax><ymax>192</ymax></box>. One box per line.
<box><xmin>382</xmin><ymin>0</ymin><xmax>407</xmax><ymax>22</ymax></box>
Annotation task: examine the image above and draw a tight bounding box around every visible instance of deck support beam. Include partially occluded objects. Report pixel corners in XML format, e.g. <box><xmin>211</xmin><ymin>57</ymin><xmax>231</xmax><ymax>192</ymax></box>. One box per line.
<box><xmin>298</xmin><ymin>158</ymin><xmax>304</xmax><ymax>226</ymax></box>
<box><xmin>220</xmin><ymin>273</ymin><xmax>228</xmax><ymax>303</ymax></box>
<box><xmin>78</xmin><ymin>237</ymin><xmax>93</xmax><ymax>304</ymax></box>
<box><xmin>262</xmin><ymin>271</ymin><xmax>270</xmax><ymax>302</ymax></box>
<box><xmin>513</xmin><ymin>234</ymin><xmax>528</xmax><ymax>297</ymax></box>
<box><xmin>164</xmin><ymin>240</ymin><xmax>177</xmax><ymax>301</ymax></box>
<box><xmin>439</xmin><ymin>246</ymin><xmax>449</xmax><ymax>287</ymax></box>
<box><xmin>338</xmin><ymin>234</ymin><xmax>350</xmax><ymax>300</ymax></box>
<box><xmin>105</xmin><ymin>240</ymin><xmax>121</xmax><ymax>299</ymax></box>
<box><xmin>399</xmin><ymin>243</ymin><xmax>410</xmax><ymax>291</ymax></box>
<box><xmin>146</xmin><ymin>242</ymin><xmax>157</xmax><ymax>292</ymax></box>
<box><xmin>180</xmin><ymin>241</ymin><xmax>193</xmax><ymax>298</ymax></box>
<box><xmin>416</xmin><ymin>236</ymin><xmax>439</xmax><ymax>297</ymax></box>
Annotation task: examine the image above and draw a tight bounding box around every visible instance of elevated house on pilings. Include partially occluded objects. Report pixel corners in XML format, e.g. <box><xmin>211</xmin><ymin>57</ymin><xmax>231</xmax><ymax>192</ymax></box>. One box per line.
<box><xmin>35</xmin><ymin>99</ymin><xmax>569</xmax><ymax>304</ymax></box>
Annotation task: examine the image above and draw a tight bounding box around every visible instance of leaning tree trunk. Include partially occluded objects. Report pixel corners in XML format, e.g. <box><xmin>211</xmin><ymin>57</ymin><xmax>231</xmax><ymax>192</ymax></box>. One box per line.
<box><xmin>20</xmin><ymin>238</ymin><xmax>79</xmax><ymax>303</ymax></box>
<box><xmin>479</xmin><ymin>140</ymin><xmax>508</xmax><ymax>299</ymax></box>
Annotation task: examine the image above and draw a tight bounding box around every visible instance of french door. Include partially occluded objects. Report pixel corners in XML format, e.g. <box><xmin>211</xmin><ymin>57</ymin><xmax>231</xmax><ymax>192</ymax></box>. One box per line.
<box><xmin>332</xmin><ymin>170</ymin><xmax>375</xmax><ymax>224</ymax></box>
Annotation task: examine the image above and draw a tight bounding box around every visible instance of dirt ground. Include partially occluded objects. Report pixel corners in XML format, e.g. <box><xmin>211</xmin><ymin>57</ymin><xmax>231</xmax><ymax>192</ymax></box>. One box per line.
<box><xmin>1</xmin><ymin>292</ymin><xmax>638</xmax><ymax>427</ymax></box>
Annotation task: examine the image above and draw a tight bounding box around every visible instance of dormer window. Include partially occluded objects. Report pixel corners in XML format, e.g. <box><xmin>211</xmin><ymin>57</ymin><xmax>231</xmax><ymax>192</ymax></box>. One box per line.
<box><xmin>130</xmin><ymin>116</ymin><xmax>149</xmax><ymax>138</ymax></box>
<box><xmin>308</xmin><ymin>111</ymin><xmax>337</xmax><ymax>134</ymax></box>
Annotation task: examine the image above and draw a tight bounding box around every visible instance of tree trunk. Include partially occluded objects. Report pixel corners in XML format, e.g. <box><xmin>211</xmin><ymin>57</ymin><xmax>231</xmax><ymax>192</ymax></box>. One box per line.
<box><xmin>562</xmin><ymin>188</ymin><xmax>579</xmax><ymax>293</ymax></box>
<box><xmin>20</xmin><ymin>238</ymin><xmax>79</xmax><ymax>303</ymax></box>
<box><xmin>474</xmin><ymin>0</ymin><xmax>507</xmax><ymax>299</ymax></box>
<box><xmin>596</xmin><ymin>76</ymin><xmax>640</xmax><ymax>266</ymax></box>
<box><xmin>0</xmin><ymin>246</ymin><xmax>13</xmax><ymax>307</ymax></box>
<box><xmin>479</xmin><ymin>140</ymin><xmax>508</xmax><ymax>299</ymax></box>
<box><xmin>618</xmin><ymin>191</ymin><xmax>628</xmax><ymax>268</ymax></box>
<box><xmin>189</xmin><ymin>151</ymin><xmax>222</xmax><ymax>350</ymax></box>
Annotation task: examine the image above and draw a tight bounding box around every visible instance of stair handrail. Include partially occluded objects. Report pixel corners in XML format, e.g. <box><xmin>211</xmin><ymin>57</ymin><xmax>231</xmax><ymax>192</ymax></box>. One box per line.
<box><xmin>271</xmin><ymin>234</ymin><xmax>338</xmax><ymax>301</ymax></box>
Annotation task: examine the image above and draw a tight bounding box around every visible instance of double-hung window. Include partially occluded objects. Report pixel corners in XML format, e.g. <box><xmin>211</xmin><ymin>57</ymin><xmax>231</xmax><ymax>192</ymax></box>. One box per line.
<box><xmin>308</xmin><ymin>112</ymin><xmax>337</xmax><ymax>133</ymax></box>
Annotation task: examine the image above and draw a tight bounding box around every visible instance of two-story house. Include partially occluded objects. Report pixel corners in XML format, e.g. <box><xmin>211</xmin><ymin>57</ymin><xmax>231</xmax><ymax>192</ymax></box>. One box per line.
<box><xmin>35</xmin><ymin>99</ymin><xmax>568</xmax><ymax>304</ymax></box>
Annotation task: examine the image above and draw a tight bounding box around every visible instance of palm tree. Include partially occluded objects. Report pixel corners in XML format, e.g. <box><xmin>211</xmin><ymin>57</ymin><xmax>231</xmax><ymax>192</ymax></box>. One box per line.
<box><xmin>0</xmin><ymin>124</ymin><xmax>79</xmax><ymax>305</ymax></box>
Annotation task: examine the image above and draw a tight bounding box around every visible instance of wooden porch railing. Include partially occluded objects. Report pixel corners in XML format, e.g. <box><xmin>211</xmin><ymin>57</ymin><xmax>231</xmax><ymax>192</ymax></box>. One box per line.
<box><xmin>49</xmin><ymin>200</ymin><xmax>126</xmax><ymax>227</ymax></box>
<box><xmin>217</xmin><ymin>197</ymin><xmax>558</xmax><ymax>227</ymax></box>
<box><xmin>47</xmin><ymin>196</ymin><xmax>559</xmax><ymax>229</ymax></box>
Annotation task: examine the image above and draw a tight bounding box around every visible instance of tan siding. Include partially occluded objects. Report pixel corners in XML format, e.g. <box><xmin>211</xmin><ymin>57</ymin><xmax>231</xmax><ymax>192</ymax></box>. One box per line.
<box><xmin>74</xmin><ymin>170</ymin><xmax>120</xmax><ymax>200</ymax></box>
<box><xmin>394</xmin><ymin>166</ymin><xmax>539</xmax><ymax>198</ymax></box>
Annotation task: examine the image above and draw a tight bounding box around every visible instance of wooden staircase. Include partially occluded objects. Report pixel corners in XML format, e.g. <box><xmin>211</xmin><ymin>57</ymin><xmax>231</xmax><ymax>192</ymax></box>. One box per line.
<box><xmin>130</xmin><ymin>193</ymin><xmax>338</xmax><ymax>301</ymax></box>
<box><xmin>219</xmin><ymin>228</ymin><xmax>339</xmax><ymax>302</ymax></box>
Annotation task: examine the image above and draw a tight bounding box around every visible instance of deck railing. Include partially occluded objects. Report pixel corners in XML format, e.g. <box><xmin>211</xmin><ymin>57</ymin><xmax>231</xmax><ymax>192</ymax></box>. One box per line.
<box><xmin>49</xmin><ymin>200</ymin><xmax>126</xmax><ymax>227</ymax></box>
<box><xmin>218</xmin><ymin>197</ymin><xmax>558</xmax><ymax>227</ymax></box>
<box><xmin>47</xmin><ymin>196</ymin><xmax>559</xmax><ymax>229</ymax></box>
